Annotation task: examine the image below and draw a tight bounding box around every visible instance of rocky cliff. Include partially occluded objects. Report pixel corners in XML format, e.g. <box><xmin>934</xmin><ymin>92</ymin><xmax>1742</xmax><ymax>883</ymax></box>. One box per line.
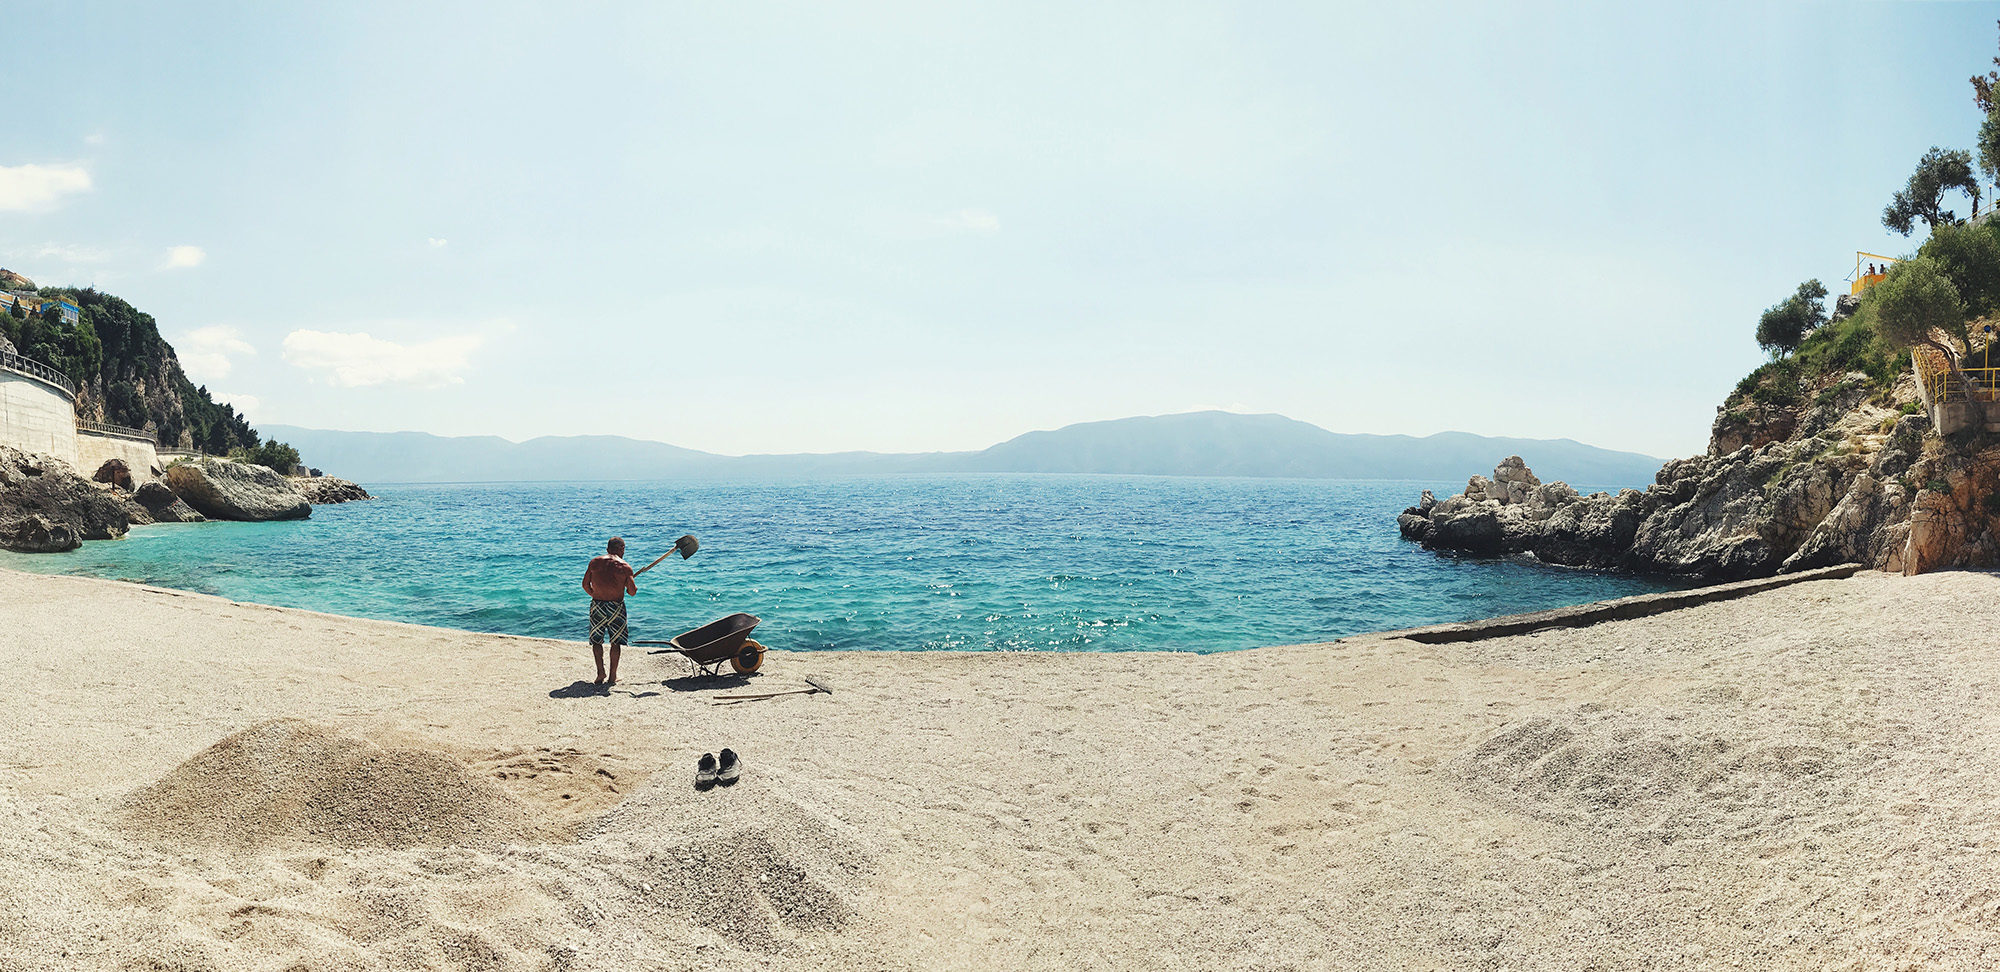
<box><xmin>1</xmin><ymin>281</ymin><xmax>259</xmax><ymax>453</ymax></box>
<box><xmin>0</xmin><ymin>445</ymin><xmax>142</xmax><ymax>552</ymax></box>
<box><xmin>1397</xmin><ymin>359</ymin><xmax>2000</xmax><ymax>577</ymax></box>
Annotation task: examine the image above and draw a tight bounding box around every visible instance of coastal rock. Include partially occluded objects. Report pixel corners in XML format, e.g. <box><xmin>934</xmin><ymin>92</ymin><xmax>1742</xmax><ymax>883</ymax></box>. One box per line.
<box><xmin>134</xmin><ymin>481</ymin><xmax>205</xmax><ymax>524</ymax></box>
<box><xmin>1398</xmin><ymin>393</ymin><xmax>1979</xmax><ymax>579</ymax></box>
<box><xmin>93</xmin><ymin>458</ymin><xmax>134</xmax><ymax>492</ymax></box>
<box><xmin>0</xmin><ymin>445</ymin><xmax>137</xmax><ymax>552</ymax></box>
<box><xmin>291</xmin><ymin>476</ymin><xmax>371</xmax><ymax>505</ymax></box>
<box><xmin>164</xmin><ymin>459</ymin><xmax>311</xmax><ymax>522</ymax></box>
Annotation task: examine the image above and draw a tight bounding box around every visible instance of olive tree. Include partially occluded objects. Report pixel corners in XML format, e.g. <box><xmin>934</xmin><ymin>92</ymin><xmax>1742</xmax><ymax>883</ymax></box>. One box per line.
<box><xmin>1884</xmin><ymin>147</ymin><xmax>1982</xmax><ymax>235</ymax></box>
<box><xmin>1754</xmin><ymin>279</ymin><xmax>1829</xmax><ymax>356</ymax></box>
<box><xmin>1980</xmin><ymin>104</ymin><xmax>2000</xmax><ymax>193</ymax></box>
<box><xmin>1875</xmin><ymin>256</ymin><xmax>1973</xmax><ymax>390</ymax></box>
<box><xmin>1922</xmin><ymin>220</ymin><xmax>2000</xmax><ymax>316</ymax></box>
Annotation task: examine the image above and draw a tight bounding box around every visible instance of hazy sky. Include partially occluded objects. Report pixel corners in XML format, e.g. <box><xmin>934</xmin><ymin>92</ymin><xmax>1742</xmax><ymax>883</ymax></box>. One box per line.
<box><xmin>2</xmin><ymin>2</ymin><xmax>1994</xmax><ymax>458</ymax></box>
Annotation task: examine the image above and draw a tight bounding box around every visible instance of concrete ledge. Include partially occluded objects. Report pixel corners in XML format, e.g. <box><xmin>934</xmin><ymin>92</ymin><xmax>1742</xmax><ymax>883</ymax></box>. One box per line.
<box><xmin>1396</xmin><ymin>563</ymin><xmax>1866</xmax><ymax>644</ymax></box>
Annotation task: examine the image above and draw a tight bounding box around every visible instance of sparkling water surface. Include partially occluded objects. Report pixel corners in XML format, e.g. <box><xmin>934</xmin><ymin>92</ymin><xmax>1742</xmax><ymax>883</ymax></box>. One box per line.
<box><xmin>0</xmin><ymin>476</ymin><xmax>1685</xmax><ymax>652</ymax></box>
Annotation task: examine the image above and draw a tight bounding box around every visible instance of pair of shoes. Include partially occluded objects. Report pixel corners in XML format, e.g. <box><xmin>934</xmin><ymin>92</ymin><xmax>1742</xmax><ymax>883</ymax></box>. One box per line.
<box><xmin>695</xmin><ymin>749</ymin><xmax>742</xmax><ymax>790</ymax></box>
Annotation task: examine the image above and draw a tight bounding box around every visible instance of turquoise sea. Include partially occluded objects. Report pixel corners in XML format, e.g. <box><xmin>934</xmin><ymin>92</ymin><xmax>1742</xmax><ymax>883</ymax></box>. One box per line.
<box><xmin>0</xmin><ymin>476</ymin><xmax>1683</xmax><ymax>653</ymax></box>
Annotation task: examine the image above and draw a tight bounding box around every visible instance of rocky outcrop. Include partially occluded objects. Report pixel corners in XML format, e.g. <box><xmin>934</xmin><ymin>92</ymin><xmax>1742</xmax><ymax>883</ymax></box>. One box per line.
<box><xmin>164</xmin><ymin>459</ymin><xmax>310</xmax><ymax>522</ymax></box>
<box><xmin>1709</xmin><ymin>404</ymin><xmax>1797</xmax><ymax>455</ymax></box>
<box><xmin>0</xmin><ymin>446</ymin><xmax>140</xmax><ymax>552</ymax></box>
<box><xmin>93</xmin><ymin>458</ymin><xmax>134</xmax><ymax>492</ymax></box>
<box><xmin>134</xmin><ymin>481</ymin><xmax>204</xmax><ymax>523</ymax></box>
<box><xmin>1401</xmin><ymin>413</ymin><xmax>1930</xmax><ymax>579</ymax></box>
<box><xmin>291</xmin><ymin>476</ymin><xmax>371</xmax><ymax>505</ymax></box>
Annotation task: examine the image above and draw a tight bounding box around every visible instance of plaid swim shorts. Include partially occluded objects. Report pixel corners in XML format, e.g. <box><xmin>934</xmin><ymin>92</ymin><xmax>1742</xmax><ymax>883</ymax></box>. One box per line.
<box><xmin>588</xmin><ymin>598</ymin><xmax>629</xmax><ymax>648</ymax></box>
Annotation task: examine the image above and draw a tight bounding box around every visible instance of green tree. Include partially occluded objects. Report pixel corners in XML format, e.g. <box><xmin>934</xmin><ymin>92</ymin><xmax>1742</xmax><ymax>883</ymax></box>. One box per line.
<box><xmin>1884</xmin><ymin>147</ymin><xmax>1981</xmax><ymax>235</ymax></box>
<box><xmin>1975</xmin><ymin>20</ymin><xmax>2000</xmax><ymax>113</ymax></box>
<box><xmin>1980</xmin><ymin>104</ymin><xmax>2000</xmax><ymax>194</ymax></box>
<box><xmin>1755</xmin><ymin>279</ymin><xmax>1829</xmax><ymax>356</ymax></box>
<box><xmin>233</xmin><ymin>438</ymin><xmax>302</xmax><ymax>473</ymax></box>
<box><xmin>1876</xmin><ymin>256</ymin><xmax>1974</xmax><ymax>390</ymax></box>
<box><xmin>1922</xmin><ymin>220</ymin><xmax>2000</xmax><ymax>316</ymax></box>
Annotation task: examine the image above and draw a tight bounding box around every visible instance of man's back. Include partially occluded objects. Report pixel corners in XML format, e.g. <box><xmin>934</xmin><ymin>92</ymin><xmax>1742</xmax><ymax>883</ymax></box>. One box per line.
<box><xmin>584</xmin><ymin>554</ymin><xmax>635</xmax><ymax>601</ymax></box>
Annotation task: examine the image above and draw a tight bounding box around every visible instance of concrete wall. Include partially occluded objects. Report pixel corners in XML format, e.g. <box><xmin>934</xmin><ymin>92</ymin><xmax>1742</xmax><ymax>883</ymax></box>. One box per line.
<box><xmin>76</xmin><ymin>430</ymin><xmax>162</xmax><ymax>484</ymax></box>
<box><xmin>0</xmin><ymin>369</ymin><xmax>78</xmax><ymax>467</ymax></box>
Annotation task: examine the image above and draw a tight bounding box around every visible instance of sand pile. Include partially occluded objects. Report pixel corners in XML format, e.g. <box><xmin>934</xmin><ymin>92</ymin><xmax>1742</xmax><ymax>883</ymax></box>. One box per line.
<box><xmin>118</xmin><ymin>719</ymin><xmax>544</xmax><ymax>850</ymax></box>
<box><xmin>542</xmin><ymin>768</ymin><xmax>877</xmax><ymax>956</ymax></box>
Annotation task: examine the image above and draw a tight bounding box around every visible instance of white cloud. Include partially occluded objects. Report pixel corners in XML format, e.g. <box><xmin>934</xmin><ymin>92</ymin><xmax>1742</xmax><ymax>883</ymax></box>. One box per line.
<box><xmin>177</xmin><ymin>325</ymin><xmax>257</xmax><ymax>383</ymax></box>
<box><xmin>427</xmin><ymin>237</ymin><xmax>449</xmax><ymax>248</ymax></box>
<box><xmin>161</xmin><ymin>245</ymin><xmax>207</xmax><ymax>270</ymax></box>
<box><xmin>935</xmin><ymin>208</ymin><xmax>1000</xmax><ymax>233</ymax></box>
<box><xmin>0</xmin><ymin>164</ymin><xmax>92</xmax><ymax>211</ymax></box>
<box><xmin>282</xmin><ymin>329</ymin><xmax>485</xmax><ymax>388</ymax></box>
<box><xmin>82</xmin><ymin>133</ymin><xmax>106</xmax><ymax>146</ymax></box>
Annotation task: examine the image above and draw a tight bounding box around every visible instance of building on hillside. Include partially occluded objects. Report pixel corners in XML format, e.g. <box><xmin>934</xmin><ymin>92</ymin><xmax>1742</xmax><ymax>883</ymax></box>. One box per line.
<box><xmin>0</xmin><ymin>291</ymin><xmax>80</xmax><ymax>326</ymax></box>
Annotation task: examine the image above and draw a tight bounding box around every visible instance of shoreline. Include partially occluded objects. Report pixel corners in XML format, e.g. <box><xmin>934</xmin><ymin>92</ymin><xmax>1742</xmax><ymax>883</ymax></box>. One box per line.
<box><xmin>0</xmin><ymin>545</ymin><xmax>1698</xmax><ymax>655</ymax></box>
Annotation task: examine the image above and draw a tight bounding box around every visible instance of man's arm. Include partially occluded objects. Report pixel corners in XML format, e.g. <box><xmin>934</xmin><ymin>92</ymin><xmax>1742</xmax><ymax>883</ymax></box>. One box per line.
<box><xmin>624</xmin><ymin>566</ymin><xmax>638</xmax><ymax>596</ymax></box>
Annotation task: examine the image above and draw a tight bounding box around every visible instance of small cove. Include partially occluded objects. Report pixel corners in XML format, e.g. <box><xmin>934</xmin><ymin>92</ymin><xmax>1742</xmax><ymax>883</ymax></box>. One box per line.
<box><xmin>1</xmin><ymin>475</ymin><xmax>1689</xmax><ymax>652</ymax></box>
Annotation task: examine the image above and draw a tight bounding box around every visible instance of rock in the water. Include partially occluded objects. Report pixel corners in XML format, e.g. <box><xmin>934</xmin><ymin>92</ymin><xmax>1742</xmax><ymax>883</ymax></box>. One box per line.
<box><xmin>134</xmin><ymin>481</ymin><xmax>205</xmax><ymax>523</ymax></box>
<box><xmin>0</xmin><ymin>445</ymin><xmax>138</xmax><ymax>552</ymax></box>
<box><xmin>164</xmin><ymin>459</ymin><xmax>310</xmax><ymax>522</ymax></box>
<box><xmin>291</xmin><ymin>476</ymin><xmax>371</xmax><ymax>505</ymax></box>
<box><xmin>93</xmin><ymin>458</ymin><xmax>134</xmax><ymax>492</ymax></box>
<box><xmin>6</xmin><ymin>514</ymin><xmax>76</xmax><ymax>553</ymax></box>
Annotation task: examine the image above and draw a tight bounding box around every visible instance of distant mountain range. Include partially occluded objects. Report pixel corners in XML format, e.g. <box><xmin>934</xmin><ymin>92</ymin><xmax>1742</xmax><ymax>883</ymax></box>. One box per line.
<box><xmin>263</xmin><ymin>412</ymin><xmax>1665</xmax><ymax>487</ymax></box>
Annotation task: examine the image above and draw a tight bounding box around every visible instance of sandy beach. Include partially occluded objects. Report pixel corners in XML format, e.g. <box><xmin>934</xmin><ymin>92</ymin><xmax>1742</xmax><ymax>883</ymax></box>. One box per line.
<box><xmin>5</xmin><ymin>566</ymin><xmax>2000</xmax><ymax>970</ymax></box>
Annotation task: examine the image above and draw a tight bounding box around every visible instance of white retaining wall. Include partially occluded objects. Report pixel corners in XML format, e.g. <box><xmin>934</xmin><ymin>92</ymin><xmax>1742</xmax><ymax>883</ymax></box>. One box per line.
<box><xmin>0</xmin><ymin>369</ymin><xmax>78</xmax><ymax>467</ymax></box>
<box><xmin>76</xmin><ymin>430</ymin><xmax>163</xmax><ymax>483</ymax></box>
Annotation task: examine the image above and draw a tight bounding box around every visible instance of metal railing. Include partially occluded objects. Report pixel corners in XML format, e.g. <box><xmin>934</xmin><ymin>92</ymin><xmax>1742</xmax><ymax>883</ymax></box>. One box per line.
<box><xmin>1924</xmin><ymin>365</ymin><xmax>2000</xmax><ymax>404</ymax></box>
<box><xmin>1915</xmin><ymin>341</ymin><xmax>2000</xmax><ymax>403</ymax></box>
<box><xmin>0</xmin><ymin>350</ymin><xmax>75</xmax><ymax>397</ymax></box>
<box><xmin>76</xmin><ymin>418</ymin><xmax>157</xmax><ymax>443</ymax></box>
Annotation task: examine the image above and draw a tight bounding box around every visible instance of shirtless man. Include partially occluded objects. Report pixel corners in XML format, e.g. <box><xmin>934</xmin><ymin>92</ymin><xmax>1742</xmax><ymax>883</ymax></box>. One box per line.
<box><xmin>582</xmin><ymin>537</ymin><xmax>638</xmax><ymax>686</ymax></box>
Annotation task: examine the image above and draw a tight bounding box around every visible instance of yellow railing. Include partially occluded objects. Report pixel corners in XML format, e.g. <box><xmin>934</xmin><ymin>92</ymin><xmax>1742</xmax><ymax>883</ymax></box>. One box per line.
<box><xmin>1853</xmin><ymin>251</ymin><xmax>1900</xmax><ymax>296</ymax></box>
<box><xmin>1922</xmin><ymin>362</ymin><xmax>2000</xmax><ymax>403</ymax></box>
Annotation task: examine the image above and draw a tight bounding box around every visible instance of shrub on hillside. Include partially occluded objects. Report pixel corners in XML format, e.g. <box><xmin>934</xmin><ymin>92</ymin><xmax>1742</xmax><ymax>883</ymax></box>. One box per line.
<box><xmin>229</xmin><ymin>439</ymin><xmax>302</xmax><ymax>474</ymax></box>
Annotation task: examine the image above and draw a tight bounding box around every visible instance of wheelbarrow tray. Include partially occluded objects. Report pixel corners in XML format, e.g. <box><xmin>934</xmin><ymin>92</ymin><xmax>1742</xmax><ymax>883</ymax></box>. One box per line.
<box><xmin>668</xmin><ymin>613</ymin><xmax>761</xmax><ymax>664</ymax></box>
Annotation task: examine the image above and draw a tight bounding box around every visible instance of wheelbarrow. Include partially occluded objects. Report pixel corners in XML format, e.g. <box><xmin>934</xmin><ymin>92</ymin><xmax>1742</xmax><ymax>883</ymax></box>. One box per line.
<box><xmin>635</xmin><ymin>613</ymin><xmax>766</xmax><ymax>678</ymax></box>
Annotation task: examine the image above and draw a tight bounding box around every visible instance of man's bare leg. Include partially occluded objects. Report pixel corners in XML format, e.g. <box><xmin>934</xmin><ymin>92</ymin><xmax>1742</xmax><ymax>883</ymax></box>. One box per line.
<box><xmin>606</xmin><ymin>646</ymin><xmax>622</xmax><ymax>686</ymax></box>
<box><xmin>592</xmin><ymin>643</ymin><xmax>607</xmax><ymax>684</ymax></box>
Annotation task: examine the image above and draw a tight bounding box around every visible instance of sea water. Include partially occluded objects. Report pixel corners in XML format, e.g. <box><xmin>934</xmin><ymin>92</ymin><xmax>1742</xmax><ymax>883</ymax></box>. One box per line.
<box><xmin>0</xmin><ymin>476</ymin><xmax>1684</xmax><ymax>653</ymax></box>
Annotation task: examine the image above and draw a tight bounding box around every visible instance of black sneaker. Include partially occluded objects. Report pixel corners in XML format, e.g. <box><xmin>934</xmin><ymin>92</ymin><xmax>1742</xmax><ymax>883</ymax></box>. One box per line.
<box><xmin>696</xmin><ymin>752</ymin><xmax>719</xmax><ymax>790</ymax></box>
<box><xmin>717</xmin><ymin>748</ymin><xmax>742</xmax><ymax>786</ymax></box>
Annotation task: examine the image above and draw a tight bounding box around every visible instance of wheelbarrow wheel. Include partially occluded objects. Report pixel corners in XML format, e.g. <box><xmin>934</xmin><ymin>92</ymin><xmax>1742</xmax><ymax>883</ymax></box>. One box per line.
<box><xmin>731</xmin><ymin>639</ymin><xmax>766</xmax><ymax>674</ymax></box>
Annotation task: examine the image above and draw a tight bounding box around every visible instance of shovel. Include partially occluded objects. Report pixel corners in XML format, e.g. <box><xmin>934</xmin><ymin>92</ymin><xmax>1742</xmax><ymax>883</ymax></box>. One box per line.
<box><xmin>635</xmin><ymin>534</ymin><xmax>700</xmax><ymax>575</ymax></box>
<box><xmin>710</xmin><ymin>675</ymin><xmax>833</xmax><ymax>706</ymax></box>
